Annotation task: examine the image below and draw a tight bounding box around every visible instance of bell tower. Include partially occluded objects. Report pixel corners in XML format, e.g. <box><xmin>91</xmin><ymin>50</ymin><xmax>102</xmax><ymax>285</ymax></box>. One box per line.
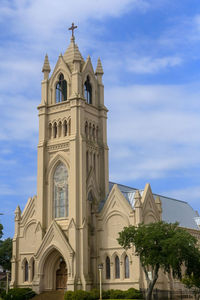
<box><xmin>36</xmin><ymin>25</ymin><xmax>109</xmax><ymax>289</ymax></box>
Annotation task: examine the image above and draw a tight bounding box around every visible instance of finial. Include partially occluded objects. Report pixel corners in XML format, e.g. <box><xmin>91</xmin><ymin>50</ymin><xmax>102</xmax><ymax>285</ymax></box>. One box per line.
<box><xmin>68</xmin><ymin>22</ymin><xmax>78</xmax><ymax>39</ymax></box>
<box><xmin>42</xmin><ymin>54</ymin><xmax>51</xmax><ymax>73</ymax></box>
<box><xmin>95</xmin><ymin>57</ymin><xmax>104</xmax><ymax>75</ymax></box>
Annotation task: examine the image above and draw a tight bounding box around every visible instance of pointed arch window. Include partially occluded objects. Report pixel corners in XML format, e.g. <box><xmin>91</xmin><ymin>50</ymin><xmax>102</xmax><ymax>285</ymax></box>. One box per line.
<box><xmin>56</xmin><ymin>73</ymin><xmax>67</xmax><ymax>103</ymax></box>
<box><xmin>106</xmin><ymin>256</ymin><xmax>110</xmax><ymax>279</ymax></box>
<box><xmin>24</xmin><ymin>259</ymin><xmax>28</xmax><ymax>282</ymax></box>
<box><xmin>84</xmin><ymin>76</ymin><xmax>92</xmax><ymax>104</ymax></box>
<box><xmin>32</xmin><ymin>259</ymin><xmax>35</xmax><ymax>281</ymax></box>
<box><xmin>124</xmin><ymin>255</ymin><xmax>130</xmax><ymax>278</ymax></box>
<box><xmin>54</xmin><ymin>163</ymin><xmax>68</xmax><ymax>218</ymax></box>
<box><xmin>115</xmin><ymin>256</ymin><xmax>120</xmax><ymax>279</ymax></box>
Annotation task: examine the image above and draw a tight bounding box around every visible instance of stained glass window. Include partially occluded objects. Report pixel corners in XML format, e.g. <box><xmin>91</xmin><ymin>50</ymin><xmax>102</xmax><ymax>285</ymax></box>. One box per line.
<box><xmin>54</xmin><ymin>163</ymin><xmax>68</xmax><ymax>218</ymax></box>
<box><xmin>106</xmin><ymin>256</ymin><xmax>110</xmax><ymax>279</ymax></box>
<box><xmin>124</xmin><ymin>255</ymin><xmax>129</xmax><ymax>278</ymax></box>
<box><xmin>115</xmin><ymin>256</ymin><xmax>120</xmax><ymax>279</ymax></box>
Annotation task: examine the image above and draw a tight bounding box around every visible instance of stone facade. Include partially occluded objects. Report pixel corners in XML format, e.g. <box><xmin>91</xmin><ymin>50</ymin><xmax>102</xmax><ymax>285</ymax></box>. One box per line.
<box><xmin>11</xmin><ymin>32</ymin><xmax>200</xmax><ymax>294</ymax></box>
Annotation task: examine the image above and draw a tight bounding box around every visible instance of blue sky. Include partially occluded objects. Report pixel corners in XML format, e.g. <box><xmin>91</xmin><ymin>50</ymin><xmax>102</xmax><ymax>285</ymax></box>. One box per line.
<box><xmin>1</xmin><ymin>0</ymin><xmax>200</xmax><ymax>238</ymax></box>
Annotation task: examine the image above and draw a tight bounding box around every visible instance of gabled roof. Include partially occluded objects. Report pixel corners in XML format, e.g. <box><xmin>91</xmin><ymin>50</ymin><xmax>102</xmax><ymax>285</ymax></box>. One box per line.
<box><xmin>99</xmin><ymin>182</ymin><xmax>199</xmax><ymax>231</ymax></box>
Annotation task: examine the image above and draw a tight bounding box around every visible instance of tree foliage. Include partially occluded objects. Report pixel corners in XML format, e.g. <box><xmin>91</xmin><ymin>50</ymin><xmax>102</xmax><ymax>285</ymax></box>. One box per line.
<box><xmin>0</xmin><ymin>223</ymin><xmax>3</xmax><ymax>240</ymax></box>
<box><xmin>0</xmin><ymin>238</ymin><xmax>12</xmax><ymax>271</ymax></box>
<box><xmin>117</xmin><ymin>221</ymin><xmax>200</xmax><ymax>300</ymax></box>
<box><xmin>182</xmin><ymin>275</ymin><xmax>200</xmax><ymax>300</ymax></box>
<box><xmin>0</xmin><ymin>222</ymin><xmax>12</xmax><ymax>271</ymax></box>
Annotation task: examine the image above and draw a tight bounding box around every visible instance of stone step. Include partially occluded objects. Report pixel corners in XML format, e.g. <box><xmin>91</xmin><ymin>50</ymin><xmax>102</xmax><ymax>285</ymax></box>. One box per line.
<box><xmin>32</xmin><ymin>291</ymin><xmax>65</xmax><ymax>300</ymax></box>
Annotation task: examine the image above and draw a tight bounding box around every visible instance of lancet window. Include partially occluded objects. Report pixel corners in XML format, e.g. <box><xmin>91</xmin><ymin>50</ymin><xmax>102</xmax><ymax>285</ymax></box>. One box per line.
<box><xmin>56</xmin><ymin>73</ymin><xmax>67</xmax><ymax>103</ymax></box>
<box><xmin>106</xmin><ymin>256</ymin><xmax>110</xmax><ymax>279</ymax></box>
<box><xmin>84</xmin><ymin>76</ymin><xmax>92</xmax><ymax>104</ymax></box>
<box><xmin>124</xmin><ymin>255</ymin><xmax>130</xmax><ymax>278</ymax></box>
<box><xmin>115</xmin><ymin>256</ymin><xmax>120</xmax><ymax>279</ymax></box>
<box><xmin>32</xmin><ymin>259</ymin><xmax>35</xmax><ymax>281</ymax></box>
<box><xmin>24</xmin><ymin>259</ymin><xmax>28</xmax><ymax>282</ymax></box>
<box><xmin>53</xmin><ymin>163</ymin><xmax>68</xmax><ymax>218</ymax></box>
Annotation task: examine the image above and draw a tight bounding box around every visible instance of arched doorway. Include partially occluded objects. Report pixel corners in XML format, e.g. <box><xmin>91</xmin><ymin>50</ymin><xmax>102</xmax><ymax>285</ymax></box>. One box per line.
<box><xmin>41</xmin><ymin>248</ymin><xmax>68</xmax><ymax>291</ymax></box>
<box><xmin>56</xmin><ymin>259</ymin><xmax>67</xmax><ymax>290</ymax></box>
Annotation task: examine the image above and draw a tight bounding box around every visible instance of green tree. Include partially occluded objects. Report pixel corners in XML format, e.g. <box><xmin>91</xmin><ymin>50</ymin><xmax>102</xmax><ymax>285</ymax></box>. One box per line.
<box><xmin>117</xmin><ymin>221</ymin><xmax>200</xmax><ymax>300</ymax></box>
<box><xmin>0</xmin><ymin>238</ymin><xmax>12</xmax><ymax>270</ymax></box>
<box><xmin>182</xmin><ymin>275</ymin><xmax>200</xmax><ymax>300</ymax></box>
<box><xmin>0</xmin><ymin>223</ymin><xmax>3</xmax><ymax>240</ymax></box>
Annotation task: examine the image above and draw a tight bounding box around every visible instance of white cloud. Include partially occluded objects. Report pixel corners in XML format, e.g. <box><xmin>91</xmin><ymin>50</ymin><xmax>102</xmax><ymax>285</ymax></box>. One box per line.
<box><xmin>126</xmin><ymin>56</ymin><xmax>182</xmax><ymax>73</ymax></box>
<box><xmin>106</xmin><ymin>83</ymin><xmax>200</xmax><ymax>182</ymax></box>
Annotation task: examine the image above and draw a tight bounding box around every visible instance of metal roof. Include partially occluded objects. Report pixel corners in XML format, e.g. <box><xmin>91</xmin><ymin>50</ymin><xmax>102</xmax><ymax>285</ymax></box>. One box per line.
<box><xmin>99</xmin><ymin>182</ymin><xmax>199</xmax><ymax>231</ymax></box>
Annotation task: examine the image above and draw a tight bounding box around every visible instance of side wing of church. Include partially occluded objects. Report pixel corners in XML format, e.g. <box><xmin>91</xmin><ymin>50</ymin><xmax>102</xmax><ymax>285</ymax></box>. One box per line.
<box><xmin>10</xmin><ymin>30</ymin><xmax>200</xmax><ymax>294</ymax></box>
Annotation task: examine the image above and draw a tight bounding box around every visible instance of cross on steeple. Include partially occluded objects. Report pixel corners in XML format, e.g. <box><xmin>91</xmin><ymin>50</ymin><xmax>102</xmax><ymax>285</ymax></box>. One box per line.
<box><xmin>68</xmin><ymin>22</ymin><xmax>77</xmax><ymax>38</ymax></box>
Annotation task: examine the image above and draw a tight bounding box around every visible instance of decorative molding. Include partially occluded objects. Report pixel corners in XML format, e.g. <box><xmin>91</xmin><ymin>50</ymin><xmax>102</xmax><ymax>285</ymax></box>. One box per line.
<box><xmin>47</xmin><ymin>102</ymin><xmax>70</xmax><ymax>113</ymax></box>
<box><xmin>47</xmin><ymin>142</ymin><xmax>69</xmax><ymax>152</ymax></box>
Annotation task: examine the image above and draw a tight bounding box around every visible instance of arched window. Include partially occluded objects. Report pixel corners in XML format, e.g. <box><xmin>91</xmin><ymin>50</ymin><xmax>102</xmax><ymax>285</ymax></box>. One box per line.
<box><xmin>56</xmin><ymin>73</ymin><xmax>67</xmax><ymax>103</ymax></box>
<box><xmin>24</xmin><ymin>259</ymin><xmax>28</xmax><ymax>282</ymax></box>
<box><xmin>106</xmin><ymin>256</ymin><xmax>110</xmax><ymax>279</ymax></box>
<box><xmin>54</xmin><ymin>163</ymin><xmax>68</xmax><ymax>218</ymax></box>
<box><xmin>124</xmin><ymin>255</ymin><xmax>129</xmax><ymax>278</ymax></box>
<box><xmin>84</xmin><ymin>76</ymin><xmax>92</xmax><ymax>104</ymax></box>
<box><xmin>53</xmin><ymin>123</ymin><xmax>57</xmax><ymax>138</ymax></box>
<box><xmin>63</xmin><ymin>120</ymin><xmax>67</xmax><ymax>137</ymax></box>
<box><xmin>49</xmin><ymin>123</ymin><xmax>52</xmax><ymax>139</ymax></box>
<box><xmin>58</xmin><ymin>121</ymin><xmax>62</xmax><ymax>137</ymax></box>
<box><xmin>32</xmin><ymin>259</ymin><xmax>35</xmax><ymax>281</ymax></box>
<box><xmin>115</xmin><ymin>256</ymin><xmax>120</xmax><ymax>279</ymax></box>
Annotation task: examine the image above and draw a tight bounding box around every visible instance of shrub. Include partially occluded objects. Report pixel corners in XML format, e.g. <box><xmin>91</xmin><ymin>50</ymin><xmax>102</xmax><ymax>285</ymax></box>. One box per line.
<box><xmin>64</xmin><ymin>288</ymin><xmax>143</xmax><ymax>300</ymax></box>
<box><xmin>4</xmin><ymin>288</ymin><xmax>36</xmax><ymax>300</ymax></box>
<box><xmin>0</xmin><ymin>289</ymin><xmax>6</xmax><ymax>299</ymax></box>
<box><xmin>64</xmin><ymin>290</ymin><xmax>92</xmax><ymax>300</ymax></box>
<box><xmin>102</xmin><ymin>289</ymin><xmax>111</xmax><ymax>299</ymax></box>
<box><xmin>125</xmin><ymin>288</ymin><xmax>143</xmax><ymax>299</ymax></box>
<box><xmin>90</xmin><ymin>289</ymin><xmax>99</xmax><ymax>299</ymax></box>
<box><xmin>109</xmin><ymin>289</ymin><xmax>125</xmax><ymax>299</ymax></box>
<box><xmin>64</xmin><ymin>291</ymin><xmax>74</xmax><ymax>300</ymax></box>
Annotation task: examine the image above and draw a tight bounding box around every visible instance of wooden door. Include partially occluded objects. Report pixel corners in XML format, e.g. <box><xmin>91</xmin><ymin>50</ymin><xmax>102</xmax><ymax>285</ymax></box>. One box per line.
<box><xmin>56</xmin><ymin>261</ymin><xmax>67</xmax><ymax>290</ymax></box>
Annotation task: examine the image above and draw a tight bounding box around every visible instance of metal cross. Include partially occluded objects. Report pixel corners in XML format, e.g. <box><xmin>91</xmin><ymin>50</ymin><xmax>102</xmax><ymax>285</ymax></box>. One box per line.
<box><xmin>68</xmin><ymin>23</ymin><xmax>77</xmax><ymax>38</ymax></box>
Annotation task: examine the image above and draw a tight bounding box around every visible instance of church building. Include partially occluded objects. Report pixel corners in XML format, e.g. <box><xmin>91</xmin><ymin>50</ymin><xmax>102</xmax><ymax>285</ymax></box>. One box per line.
<box><xmin>10</xmin><ymin>25</ymin><xmax>200</xmax><ymax>294</ymax></box>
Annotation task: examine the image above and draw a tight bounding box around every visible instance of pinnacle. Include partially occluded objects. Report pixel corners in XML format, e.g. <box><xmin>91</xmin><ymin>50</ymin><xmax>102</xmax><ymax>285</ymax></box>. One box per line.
<box><xmin>95</xmin><ymin>57</ymin><xmax>104</xmax><ymax>75</ymax></box>
<box><xmin>15</xmin><ymin>205</ymin><xmax>21</xmax><ymax>214</ymax></box>
<box><xmin>42</xmin><ymin>54</ymin><xmax>51</xmax><ymax>73</ymax></box>
<box><xmin>134</xmin><ymin>190</ymin><xmax>141</xmax><ymax>200</ymax></box>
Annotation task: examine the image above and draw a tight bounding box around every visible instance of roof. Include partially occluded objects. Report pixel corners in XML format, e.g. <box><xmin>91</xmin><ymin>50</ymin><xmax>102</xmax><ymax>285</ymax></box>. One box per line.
<box><xmin>63</xmin><ymin>36</ymin><xmax>84</xmax><ymax>71</ymax></box>
<box><xmin>99</xmin><ymin>182</ymin><xmax>199</xmax><ymax>231</ymax></box>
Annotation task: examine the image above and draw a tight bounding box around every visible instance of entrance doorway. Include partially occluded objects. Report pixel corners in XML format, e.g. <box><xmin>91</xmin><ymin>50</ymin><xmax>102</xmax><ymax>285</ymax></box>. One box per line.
<box><xmin>56</xmin><ymin>259</ymin><xmax>67</xmax><ymax>290</ymax></box>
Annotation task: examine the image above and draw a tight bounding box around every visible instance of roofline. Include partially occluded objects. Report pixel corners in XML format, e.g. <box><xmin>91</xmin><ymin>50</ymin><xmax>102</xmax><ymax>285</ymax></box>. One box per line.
<box><xmin>109</xmin><ymin>181</ymin><xmax>188</xmax><ymax>204</ymax></box>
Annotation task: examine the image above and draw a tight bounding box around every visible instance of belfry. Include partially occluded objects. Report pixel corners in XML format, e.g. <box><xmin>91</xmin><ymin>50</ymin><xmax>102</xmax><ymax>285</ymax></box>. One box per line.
<box><xmin>11</xmin><ymin>25</ymin><xmax>200</xmax><ymax>294</ymax></box>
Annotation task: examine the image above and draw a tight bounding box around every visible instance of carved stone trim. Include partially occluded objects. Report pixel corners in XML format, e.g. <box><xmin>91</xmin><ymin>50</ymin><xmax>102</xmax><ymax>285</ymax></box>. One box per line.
<box><xmin>47</xmin><ymin>142</ymin><xmax>69</xmax><ymax>152</ymax></box>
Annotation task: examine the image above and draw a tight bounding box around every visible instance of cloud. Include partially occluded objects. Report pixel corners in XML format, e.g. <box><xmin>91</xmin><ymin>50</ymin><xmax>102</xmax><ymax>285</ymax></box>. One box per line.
<box><xmin>126</xmin><ymin>56</ymin><xmax>182</xmax><ymax>73</ymax></box>
<box><xmin>0</xmin><ymin>0</ymin><xmax>150</xmax><ymax>41</ymax></box>
<box><xmin>106</xmin><ymin>83</ymin><xmax>200</xmax><ymax>182</ymax></box>
<box><xmin>0</xmin><ymin>95</ymin><xmax>38</xmax><ymax>144</ymax></box>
